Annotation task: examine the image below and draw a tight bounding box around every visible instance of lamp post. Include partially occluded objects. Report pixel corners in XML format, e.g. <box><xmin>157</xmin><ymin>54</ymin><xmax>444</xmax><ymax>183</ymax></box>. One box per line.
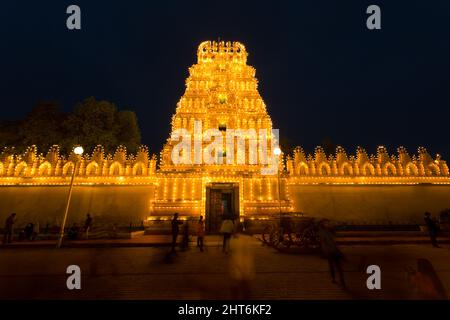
<box><xmin>273</xmin><ymin>147</ymin><xmax>282</xmax><ymax>220</ymax></box>
<box><xmin>57</xmin><ymin>146</ymin><xmax>84</xmax><ymax>248</ymax></box>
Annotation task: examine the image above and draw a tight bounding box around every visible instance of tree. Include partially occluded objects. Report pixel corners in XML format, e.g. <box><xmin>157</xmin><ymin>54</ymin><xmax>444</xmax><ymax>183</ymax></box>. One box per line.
<box><xmin>322</xmin><ymin>137</ymin><xmax>337</xmax><ymax>156</ymax></box>
<box><xmin>115</xmin><ymin>110</ymin><xmax>141</xmax><ymax>153</ymax></box>
<box><xmin>62</xmin><ymin>97</ymin><xmax>118</xmax><ymax>154</ymax></box>
<box><xmin>0</xmin><ymin>120</ymin><xmax>22</xmax><ymax>150</ymax></box>
<box><xmin>19</xmin><ymin>102</ymin><xmax>65</xmax><ymax>152</ymax></box>
<box><xmin>61</xmin><ymin>97</ymin><xmax>141</xmax><ymax>154</ymax></box>
<box><xmin>0</xmin><ymin>97</ymin><xmax>142</xmax><ymax>155</ymax></box>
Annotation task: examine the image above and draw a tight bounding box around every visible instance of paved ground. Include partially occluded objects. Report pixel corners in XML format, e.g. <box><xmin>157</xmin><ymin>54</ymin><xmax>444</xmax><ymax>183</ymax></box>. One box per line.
<box><xmin>1</xmin><ymin>236</ymin><xmax>449</xmax><ymax>300</ymax></box>
<box><xmin>3</xmin><ymin>232</ymin><xmax>450</xmax><ymax>248</ymax></box>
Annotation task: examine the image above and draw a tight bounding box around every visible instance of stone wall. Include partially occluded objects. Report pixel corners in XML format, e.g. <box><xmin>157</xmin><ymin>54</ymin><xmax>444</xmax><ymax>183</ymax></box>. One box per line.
<box><xmin>288</xmin><ymin>184</ymin><xmax>450</xmax><ymax>224</ymax></box>
<box><xmin>2</xmin><ymin>184</ymin><xmax>450</xmax><ymax>229</ymax></box>
<box><xmin>0</xmin><ymin>185</ymin><xmax>156</xmax><ymax>228</ymax></box>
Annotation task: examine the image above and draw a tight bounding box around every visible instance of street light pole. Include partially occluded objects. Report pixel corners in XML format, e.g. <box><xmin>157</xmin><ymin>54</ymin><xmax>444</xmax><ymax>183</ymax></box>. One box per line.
<box><xmin>277</xmin><ymin>169</ymin><xmax>282</xmax><ymax>218</ymax></box>
<box><xmin>57</xmin><ymin>146</ymin><xmax>83</xmax><ymax>248</ymax></box>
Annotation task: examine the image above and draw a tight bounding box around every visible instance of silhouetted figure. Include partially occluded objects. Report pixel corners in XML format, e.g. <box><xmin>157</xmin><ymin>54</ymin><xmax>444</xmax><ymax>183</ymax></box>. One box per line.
<box><xmin>44</xmin><ymin>222</ymin><xmax>50</xmax><ymax>234</ymax></box>
<box><xmin>3</xmin><ymin>213</ymin><xmax>16</xmax><ymax>244</ymax></box>
<box><xmin>229</xmin><ymin>234</ymin><xmax>255</xmax><ymax>299</ymax></box>
<box><xmin>424</xmin><ymin>212</ymin><xmax>440</xmax><ymax>248</ymax></box>
<box><xmin>171</xmin><ymin>213</ymin><xmax>183</xmax><ymax>252</ymax></box>
<box><xmin>197</xmin><ymin>216</ymin><xmax>205</xmax><ymax>252</ymax></box>
<box><xmin>220</xmin><ymin>217</ymin><xmax>235</xmax><ymax>253</ymax></box>
<box><xmin>34</xmin><ymin>222</ymin><xmax>39</xmax><ymax>239</ymax></box>
<box><xmin>407</xmin><ymin>258</ymin><xmax>448</xmax><ymax>299</ymax></box>
<box><xmin>84</xmin><ymin>213</ymin><xmax>93</xmax><ymax>239</ymax></box>
<box><xmin>23</xmin><ymin>223</ymin><xmax>34</xmax><ymax>240</ymax></box>
<box><xmin>318</xmin><ymin>219</ymin><xmax>346</xmax><ymax>288</ymax></box>
<box><xmin>68</xmin><ymin>223</ymin><xmax>79</xmax><ymax>240</ymax></box>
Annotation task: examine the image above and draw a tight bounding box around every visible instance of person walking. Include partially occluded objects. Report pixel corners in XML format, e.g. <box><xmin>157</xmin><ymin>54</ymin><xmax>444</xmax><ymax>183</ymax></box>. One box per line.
<box><xmin>24</xmin><ymin>223</ymin><xmax>34</xmax><ymax>241</ymax></box>
<box><xmin>171</xmin><ymin>213</ymin><xmax>183</xmax><ymax>252</ymax></box>
<box><xmin>197</xmin><ymin>215</ymin><xmax>205</xmax><ymax>252</ymax></box>
<box><xmin>33</xmin><ymin>221</ymin><xmax>39</xmax><ymax>240</ymax></box>
<box><xmin>424</xmin><ymin>212</ymin><xmax>440</xmax><ymax>248</ymax></box>
<box><xmin>220</xmin><ymin>216</ymin><xmax>235</xmax><ymax>254</ymax></box>
<box><xmin>229</xmin><ymin>233</ymin><xmax>255</xmax><ymax>299</ymax></box>
<box><xmin>3</xmin><ymin>213</ymin><xmax>17</xmax><ymax>244</ymax></box>
<box><xmin>407</xmin><ymin>258</ymin><xmax>448</xmax><ymax>299</ymax></box>
<box><xmin>68</xmin><ymin>223</ymin><xmax>79</xmax><ymax>240</ymax></box>
<box><xmin>84</xmin><ymin>213</ymin><xmax>93</xmax><ymax>240</ymax></box>
<box><xmin>318</xmin><ymin>219</ymin><xmax>346</xmax><ymax>288</ymax></box>
<box><xmin>44</xmin><ymin>222</ymin><xmax>50</xmax><ymax>235</ymax></box>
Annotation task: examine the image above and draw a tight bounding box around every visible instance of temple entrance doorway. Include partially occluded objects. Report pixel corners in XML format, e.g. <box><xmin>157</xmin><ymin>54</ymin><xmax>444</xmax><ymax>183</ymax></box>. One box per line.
<box><xmin>205</xmin><ymin>183</ymin><xmax>239</xmax><ymax>233</ymax></box>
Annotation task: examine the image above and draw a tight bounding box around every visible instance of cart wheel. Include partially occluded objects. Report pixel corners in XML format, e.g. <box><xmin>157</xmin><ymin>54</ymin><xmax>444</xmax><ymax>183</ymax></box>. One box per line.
<box><xmin>302</xmin><ymin>229</ymin><xmax>321</xmax><ymax>250</ymax></box>
<box><xmin>262</xmin><ymin>225</ymin><xmax>272</xmax><ymax>245</ymax></box>
<box><xmin>293</xmin><ymin>233</ymin><xmax>303</xmax><ymax>247</ymax></box>
<box><xmin>283</xmin><ymin>233</ymin><xmax>294</xmax><ymax>249</ymax></box>
<box><xmin>271</xmin><ymin>229</ymin><xmax>280</xmax><ymax>248</ymax></box>
<box><xmin>273</xmin><ymin>232</ymin><xmax>292</xmax><ymax>249</ymax></box>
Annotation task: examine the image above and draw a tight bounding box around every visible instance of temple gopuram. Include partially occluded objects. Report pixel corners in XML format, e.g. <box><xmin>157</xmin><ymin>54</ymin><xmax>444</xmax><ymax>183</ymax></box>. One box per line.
<box><xmin>1</xmin><ymin>41</ymin><xmax>450</xmax><ymax>231</ymax></box>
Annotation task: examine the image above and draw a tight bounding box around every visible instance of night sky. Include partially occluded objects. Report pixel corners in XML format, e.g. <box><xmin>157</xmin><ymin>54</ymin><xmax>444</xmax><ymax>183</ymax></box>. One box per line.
<box><xmin>1</xmin><ymin>1</ymin><xmax>449</xmax><ymax>157</ymax></box>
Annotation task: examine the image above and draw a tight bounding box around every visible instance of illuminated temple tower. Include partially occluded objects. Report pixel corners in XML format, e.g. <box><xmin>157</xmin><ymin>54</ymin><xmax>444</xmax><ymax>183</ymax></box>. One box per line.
<box><xmin>156</xmin><ymin>41</ymin><xmax>292</xmax><ymax>230</ymax></box>
<box><xmin>160</xmin><ymin>41</ymin><xmax>274</xmax><ymax>172</ymax></box>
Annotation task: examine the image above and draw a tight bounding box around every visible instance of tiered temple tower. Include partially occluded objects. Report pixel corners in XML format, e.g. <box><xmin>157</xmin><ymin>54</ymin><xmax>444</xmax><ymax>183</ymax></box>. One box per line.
<box><xmin>156</xmin><ymin>41</ymin><xmax>292</xmax><ymax>227</ymax></box>
<box><xmin>160</xmin><ymin>41</ymin><xmax>276</xmax><ymax>173</ymax></box>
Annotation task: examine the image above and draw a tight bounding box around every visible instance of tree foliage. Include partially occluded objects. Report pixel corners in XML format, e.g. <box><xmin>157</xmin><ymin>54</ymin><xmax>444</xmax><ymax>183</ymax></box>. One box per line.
<box><xmin>0</xmin><ymin>97</ymin><xmax>141</xmax><ymax>155</ymax></box>
<box><xmin>20</xmin><ymin>102</ymin><xmax>65</xmax><ymax>152</ymax></box>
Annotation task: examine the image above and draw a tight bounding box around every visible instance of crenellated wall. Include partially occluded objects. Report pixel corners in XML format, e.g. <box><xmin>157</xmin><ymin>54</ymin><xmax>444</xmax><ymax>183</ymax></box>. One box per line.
<box><xmin>0</xmin><ymin>145</ymin><xmax>158</xmax><ymax>179</ymax></box>
<box><xmin>286</xmin><ymin>146</ymin><xmax>448</xmax><ymax>178</ymax></box>
<box><xmin>1</xmin><ymin>144</ymin><xmax>448</xmax><ymax>180</ymax></box>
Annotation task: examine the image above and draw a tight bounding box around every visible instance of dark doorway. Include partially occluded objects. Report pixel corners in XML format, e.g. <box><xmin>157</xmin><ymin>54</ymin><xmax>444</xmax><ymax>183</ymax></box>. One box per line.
<box><xmin>205</xmin><ymin>183</ymin><xmax>239</xmax><ymax>233</ymax></box>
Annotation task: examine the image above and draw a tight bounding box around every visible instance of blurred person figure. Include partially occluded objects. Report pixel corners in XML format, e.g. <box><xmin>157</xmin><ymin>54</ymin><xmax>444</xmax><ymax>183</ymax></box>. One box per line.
<box><xmin>68</xmin><ymin>223</ymin><xmax>79</xmax><ymax>240</ymax></box>
<box><xmin>424</xmin><ymin>212</ymin><xmax>440</xmax><ymax>248</ymax></box>
<box><xmin>318</xmin><ymin>219</ymin><xmax>346</xmax><ymax>288</ymax></box>
<box><xmin>407</xmin><ymin>258</ymin><xmax>448</xmax><ymax>300</ymax></box>
<box><xmin>171</xmin><ymin>213</ymin><xmax>182</xmax><ymax>253</ymax></box>
<box><xmin>197</xmin><ymin>215</ymin><xmax>205</xmax><ymax>252</ymax></box>
<box><xmin>220</xmin><ymin>217</ymin><xmax>235</xmax><ymax>254</ymax></box>
<box><xmin>84</xmin><ymin>213</ymin><xmax>93</xmax><ymax>239</ymax></box>
<box><xmin>33</xmin><ymin>221</ymin><xmax>39</xmax><ymax>240</ymax></box>
<box><xmin>44</xmin><ymin>222</ymin><xmax>50</xmax><ymax>234</ymax></box>
<box><xmin>3</xmin><ymin>213</ymin><xmax>16</xmax><ymax>244</ymax></box>
<box><xmin>229</xmin><ymin>234</ymin><xmax>255</xmax><ymax>299</ymax></box>
<box><xmin>23</xmin><ymin>223</ymin><xmax>34</xmax><ymax>240</ymax></box>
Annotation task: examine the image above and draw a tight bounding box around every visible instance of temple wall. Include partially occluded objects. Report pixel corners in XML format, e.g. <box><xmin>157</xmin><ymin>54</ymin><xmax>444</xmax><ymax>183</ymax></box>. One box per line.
<box><xmin>288</xmin><ymin>184</ymin><xmax>450</xmax><ymax>224</ymax></box>
<box><xmin>0</xmin><ymin>185</ymin><xmax>156</xmax><ymax>228</ymax></box>
<box><xmin>2</xmin><ymin>183</ymin><xmax>450</xmax><ymax>229</ymax></box>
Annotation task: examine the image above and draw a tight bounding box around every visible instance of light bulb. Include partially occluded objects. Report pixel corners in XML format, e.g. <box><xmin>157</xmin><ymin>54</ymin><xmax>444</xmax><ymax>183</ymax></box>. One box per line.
<box><xmin>74</xmin><ymin>146</ymin><xmax>84</xmax><ymax>155</ymax></box>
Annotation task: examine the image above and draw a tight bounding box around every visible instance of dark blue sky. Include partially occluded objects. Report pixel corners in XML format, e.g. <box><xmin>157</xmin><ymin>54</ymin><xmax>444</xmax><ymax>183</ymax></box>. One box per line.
<box><xmin>1</xmin><ymin>1</ymin><xmax>449</xmax><ymax>157</ymax></box>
